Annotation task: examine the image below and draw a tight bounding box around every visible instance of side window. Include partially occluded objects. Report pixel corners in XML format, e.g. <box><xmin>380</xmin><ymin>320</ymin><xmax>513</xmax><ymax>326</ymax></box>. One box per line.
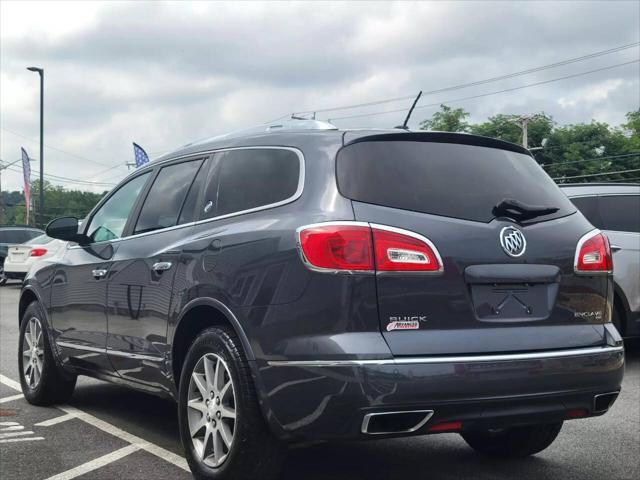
<box><xmin>134</xmin><ymin>159</ymin><xmax>203</xmax><ymax>234</ymax></box>
<box><xmin>598</xmin><ymin>195</ymin><xmax>640</xmax><ymax>233</ymax></box>
<box><xmin>86</xmin><ymin>172</ymin><xmax>150</xmax><ymax>242</ymax></box>
<box><xmin>570</xmin><ymin>196</ymin><xmax>602</xmax><ymax>229</ymax></box>
<box><xmin>202</xmin><ymin>148</ymin><xmax>300</xmax><ymax>219</ymax></box>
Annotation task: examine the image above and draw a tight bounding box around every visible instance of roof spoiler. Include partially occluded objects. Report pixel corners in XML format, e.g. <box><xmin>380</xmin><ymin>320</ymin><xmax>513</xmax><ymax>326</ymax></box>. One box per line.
<box><xmin>343</xmin><ymin>131</ymin><xmax>531</xmax><ymax>156</ymax></box>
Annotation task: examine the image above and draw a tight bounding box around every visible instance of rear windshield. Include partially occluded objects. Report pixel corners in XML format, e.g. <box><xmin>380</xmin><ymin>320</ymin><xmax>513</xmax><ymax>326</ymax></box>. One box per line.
<box><xmin>337</xmin><ymin>140</ymin><xmax>575</xmax><ymax>223</ymax></box>
<box><xmin>0</xmin><ymin>229</ymin><xmax>41</xmax><ymax>244</ymax></box>
<box><xmin>27</xmin><ymin>234</ymin><xmax>55</xmax><ymax>245</ymax></box>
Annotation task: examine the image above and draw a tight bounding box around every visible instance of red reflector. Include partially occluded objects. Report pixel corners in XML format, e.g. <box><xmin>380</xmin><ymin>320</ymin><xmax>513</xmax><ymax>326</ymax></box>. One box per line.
<box><xmin>575</xmin><ymin>231</ymin><xmax>612</xmax><ymax>273</ymax></box>
<box><xmin>30</xmin><ymin>248</ymin><xmax>48</xmax><ymax>257</ymax></box>
<box><xmin>298</xmin><ymin>224</ymin><xmax>374</xmax><ymax>271</ymax></box>
<box><xmin>565</xmin><ymin>408</ymin><xmax>588</xmax><ymax>419</ymax></box>
<box><xmin>428</xmin><ymin>421</ymin><xmax>463</xmax><ymax>432</ymax></box>
<box><xmin>373</xmin><ymin>227</ymin><xmax>442</xmax><ymax>272</ymax></box>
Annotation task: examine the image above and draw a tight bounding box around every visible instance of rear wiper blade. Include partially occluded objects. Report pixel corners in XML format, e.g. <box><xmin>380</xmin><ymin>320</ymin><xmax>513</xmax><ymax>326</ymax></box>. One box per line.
<box><xmin>492</xmin><ymin>198</ymin><xmax>559</xmax><ymax>222</ymax></box>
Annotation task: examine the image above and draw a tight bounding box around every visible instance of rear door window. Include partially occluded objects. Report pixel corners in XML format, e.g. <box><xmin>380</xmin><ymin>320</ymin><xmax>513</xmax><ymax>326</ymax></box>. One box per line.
<box><xmin>598</xmin><ymin>195</ymin><xmax>640</xmax><ymax>233</ymax></box>
<box><xmin>134</xmin><ymin>159</ymin><xmax>204</xmax><ymax>234</ymax></box>
<box><xmin>570</xmin><ymin>196</ymin><xmax>603</xmax><ymax>228</ymax></box>
<box><xmin>201</xmin><ymin>148</ymin><xmax>301</xmax><ymax>219</ymax></box>
<box><xmin>337</xmin><ymin>140</ymin><xmax>575</xmax><ymax>223</ymax></box>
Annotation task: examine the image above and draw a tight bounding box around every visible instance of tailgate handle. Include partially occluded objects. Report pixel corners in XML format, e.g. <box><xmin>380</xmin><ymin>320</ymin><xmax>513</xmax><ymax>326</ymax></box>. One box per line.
<box><xmin>464</xmin><ymin>264</ymin><xmax>560</xmax><ymax>284</ymax></box>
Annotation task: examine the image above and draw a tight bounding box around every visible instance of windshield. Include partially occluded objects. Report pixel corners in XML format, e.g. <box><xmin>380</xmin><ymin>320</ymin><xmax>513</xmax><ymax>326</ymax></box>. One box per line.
<box><xmin>337</xmin><ymin>140</ymin><xmax>575</xmax><ymax>223</ymax></box>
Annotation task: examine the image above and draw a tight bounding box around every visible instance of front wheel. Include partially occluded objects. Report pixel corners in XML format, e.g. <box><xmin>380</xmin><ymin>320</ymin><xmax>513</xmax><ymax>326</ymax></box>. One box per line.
<box><xmin>18</xmin><ymin>302</ymin><xmax>76</xmax><ymax>405</ymax></box>
<box><xmin>178</xmin><ymin>327</ymin><xmax>285</xmax><ymax>480</ymax></box>
<box><xmin>462</xmin><ymin>422</ymin><xmax>563</xmax><ymax>458</ymax></box>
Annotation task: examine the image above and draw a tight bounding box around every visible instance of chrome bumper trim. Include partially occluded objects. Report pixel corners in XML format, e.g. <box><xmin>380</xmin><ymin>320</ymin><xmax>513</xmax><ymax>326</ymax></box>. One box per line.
<box><xmin>266</xmin><ymin>345</ymin><xmax>624</xmax><ymax>367</ymax></box>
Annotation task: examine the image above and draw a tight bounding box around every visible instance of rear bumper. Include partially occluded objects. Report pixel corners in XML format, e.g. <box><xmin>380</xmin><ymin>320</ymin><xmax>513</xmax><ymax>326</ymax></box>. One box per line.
<box><xmin>256</xmin><ymin>345</ymin><xmax>624</xmax><ymax>441</ymax></box>
<box><xmin>2</xmin><ymin>270</ymin><xmax>26</xmax><ymax>280</ymax></box>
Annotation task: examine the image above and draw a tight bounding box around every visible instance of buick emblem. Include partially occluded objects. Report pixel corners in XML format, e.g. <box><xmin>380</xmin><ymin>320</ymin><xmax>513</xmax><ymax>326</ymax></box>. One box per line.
<box><xmin>500</xmin><ymin>226</ymin><xmax>526</xmax><ymax>257</ymax></box>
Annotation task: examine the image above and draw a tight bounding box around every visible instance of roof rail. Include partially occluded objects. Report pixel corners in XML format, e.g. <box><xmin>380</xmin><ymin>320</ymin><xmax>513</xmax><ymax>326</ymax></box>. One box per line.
<box><xmin>186</xmin><ymin>119</ymin><xmax>337</xmax><ymax>149</ymax></box>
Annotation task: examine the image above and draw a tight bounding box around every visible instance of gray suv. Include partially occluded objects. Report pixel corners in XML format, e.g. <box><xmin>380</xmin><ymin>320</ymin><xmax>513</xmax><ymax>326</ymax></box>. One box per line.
<box><xmin>561</xmin><ymin>183</ymin><xmax>640</xmax><ymax>337</ymax></box>
<box><xmin>19</xmin><ymin>121</ymin><xmax>624</xmax><ymax>480</ymax></box>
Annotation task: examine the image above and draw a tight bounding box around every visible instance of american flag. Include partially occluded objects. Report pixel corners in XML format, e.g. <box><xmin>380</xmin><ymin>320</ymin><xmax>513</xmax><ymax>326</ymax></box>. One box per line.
<box><xmin>133</xmin><ymin>142</ymin><xmax>149</xmax><ymax>168</ymax></box>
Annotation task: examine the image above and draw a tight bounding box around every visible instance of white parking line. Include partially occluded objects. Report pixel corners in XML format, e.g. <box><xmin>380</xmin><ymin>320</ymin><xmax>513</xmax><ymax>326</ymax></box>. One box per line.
<box><xmin>44</xmin><ymin>444</ymin><xmax>140</xmax><ymax>480</ymax></box>
<box><xmin>0</xmin><ymin>374</ymin><xmax>21</xmax><ymax>391</ymax></box>
<box><xmin>35</xmin><ymin>413</ymin><xmax>75</xmax><ymax>427</ymax></box>
<box><xmin>0</xmin><ymin>393</ymin><xmax>24</xmax><ymax>403</ymax></box>
<box><xmin>0</xmin><ymin>373</ymin><xmax>190</xmax><ymax>473</ymax></box>
<box><xmin>59</xmin><ymin>406</ymin><xmax>190</xmax><ymax>472</ymax></box>
<box><xmin>0</xmin><ymin>436</ymin><xmax>45</xmax><ymax>443</ymax></box>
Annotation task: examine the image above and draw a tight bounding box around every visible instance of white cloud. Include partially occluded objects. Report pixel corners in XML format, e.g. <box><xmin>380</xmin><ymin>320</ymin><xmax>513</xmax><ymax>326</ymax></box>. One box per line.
<box><xmin>0</xmin><ymin>0</ymin><xmax>638</xmax><ymax>192</ymax></box>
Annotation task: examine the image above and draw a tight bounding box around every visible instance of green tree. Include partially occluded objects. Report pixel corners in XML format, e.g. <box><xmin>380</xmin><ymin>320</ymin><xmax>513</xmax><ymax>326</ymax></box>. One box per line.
<box><xmin>469</xmin><ymin>114</ymin><xmax>554</xmax><ymax>148</ymax></box>
<box><xmin>420</xmin><ymin>104</ymin><xmax>470</xmax><ymax>132</ymax></box>
<box><xmin>1</xmin><ymin>181</ymin><xmax>106</xmax><ymax>227</ymax></box>
<box><xmin>540</xmin><ymin>120</ymin><xmax>637</xmax><ymax>182</ymax></box>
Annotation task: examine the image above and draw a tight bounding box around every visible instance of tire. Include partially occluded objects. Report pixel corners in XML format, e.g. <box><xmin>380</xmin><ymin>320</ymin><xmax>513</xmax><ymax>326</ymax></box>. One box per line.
<box><xmin>178</xmin><ymin>326</ymin><xmax>285</xmax><ymax>480</ymax></box>
<box><xmin>462</xmin><ymin>422</ymin><xmax>563</xmax><ymax>458</ymax></box>
<box><xmin>18</xmin><ymin>301</ymin><xmax>76</xmax><ymax>405</ymax></box>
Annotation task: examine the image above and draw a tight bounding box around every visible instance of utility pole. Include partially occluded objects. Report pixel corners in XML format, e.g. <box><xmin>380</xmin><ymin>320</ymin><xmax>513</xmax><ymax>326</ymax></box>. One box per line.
<box><xmin>27</xmin><ymin>67</ymin><xmax>44</xmax><ymax>227</ymax></box>
<box><xmin>509</xmin><ymin>114</ymin><xmax>544</xmax><ymax>149</ymax></box>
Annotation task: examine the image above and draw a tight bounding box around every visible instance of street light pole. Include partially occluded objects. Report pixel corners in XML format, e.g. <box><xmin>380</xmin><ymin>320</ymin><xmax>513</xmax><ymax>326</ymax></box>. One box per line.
<box><xmin>27</xmin><ymin>67</ymin><xmax>44</xmax><ymax>227</ymax></box>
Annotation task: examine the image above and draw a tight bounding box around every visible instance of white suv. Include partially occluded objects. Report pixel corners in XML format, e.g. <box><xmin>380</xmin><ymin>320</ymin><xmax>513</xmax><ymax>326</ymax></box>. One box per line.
<box><xmin>561</xmin><ymin>183</ymin><xmax>640</xmax><ymax>337</ymax></box>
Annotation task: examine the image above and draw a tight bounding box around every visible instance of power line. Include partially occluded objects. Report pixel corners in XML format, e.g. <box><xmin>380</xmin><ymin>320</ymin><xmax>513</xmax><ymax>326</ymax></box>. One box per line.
<box><xmin>553</xmin><ymin>168</ymin><xmax>640</xmax><ymax>181</ymax></box>
<box><xmin>542</xmin><ymin>152</ymin><xmax>640</xmax><ymax>168</ymax></box>
<box><xmin>330</xmin><ymin>60</ymin><xmax>639</xmax><ymax>121</ymax></box>
<box><xmin>328</xmin><ymin>59</ymin><xmax>639</xmax><ymax>122</ymax></box>
<box><xmin>292</xmin><ymin>42</ymin><xmax>639</xmax><ymax>116</ymax></box>
<box><xmin>1</xmin><ymin>127</ymin><xmax>128</xmax><ymax>171</ymax></box>
<box><xmin>3</xmin><ymin>164</ymin><xmax>116</xmax><ymax>187</ymax></box>
<box><xmin>608</xmin><ymin>176</ymin><xmax>640</xmax><ymax>182</ymax></box>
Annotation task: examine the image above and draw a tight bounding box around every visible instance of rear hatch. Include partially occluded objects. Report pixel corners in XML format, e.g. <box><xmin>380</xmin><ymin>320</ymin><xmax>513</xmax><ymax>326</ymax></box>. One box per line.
<box><xmin>6</xmin><ymin>245</ymin><xmax>32</xmax><ymax>265</ymax></box>
<box><xmin>338</xmin><ymin>132</ymin><xmax>610</xmax><ymax>355</ymax></box>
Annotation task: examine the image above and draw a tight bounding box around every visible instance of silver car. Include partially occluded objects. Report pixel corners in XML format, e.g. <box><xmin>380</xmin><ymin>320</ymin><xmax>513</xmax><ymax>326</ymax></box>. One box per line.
<box><xmin>561</xmin><ymin>183</ymin><xmax>640</xmax><ymax>337</ymax></box>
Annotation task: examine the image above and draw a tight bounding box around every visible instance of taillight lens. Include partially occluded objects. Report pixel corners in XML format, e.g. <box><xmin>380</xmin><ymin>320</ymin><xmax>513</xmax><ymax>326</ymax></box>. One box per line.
<box><xmin>30</xmin><ymin>248</ymin><xmax>48</xmax><ymax>257</ymax></box>
<box><xmin>297</xmin><ymin>223</ymin><xmax>442</xmax><ymax>273</ymax></box>
<box><xmin>298</xmin><ymin>224</ymin><xmax>374</xmax><ymax>271</ymax></box>
<box><xmin>372</xmin><ymin>227</ymin><xmax>442</xmax><ymax>272</ymax></box>
<box><xmin>575</xmin><ymin>231</ymin><xmax>612</xmax><ymax>273</ymax></box>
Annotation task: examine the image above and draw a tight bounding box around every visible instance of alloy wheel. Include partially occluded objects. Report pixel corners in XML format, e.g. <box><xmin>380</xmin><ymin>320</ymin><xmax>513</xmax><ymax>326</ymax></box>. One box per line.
<box><xmin>187</xmin><ymin>353</ymin><xmax>237</xmax><ymax>468</ymax></box>
<box><xmin>22</xmin><ymin>317</ymin><xmax>44</xmax><ymax>389</ymax></box>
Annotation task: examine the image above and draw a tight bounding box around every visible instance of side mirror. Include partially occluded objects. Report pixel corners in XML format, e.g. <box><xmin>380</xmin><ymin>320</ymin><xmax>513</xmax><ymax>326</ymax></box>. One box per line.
<box><xmin>45</xmin><ymin>217</ymin><xmax>91</xmax><ymax>245</ymax></box>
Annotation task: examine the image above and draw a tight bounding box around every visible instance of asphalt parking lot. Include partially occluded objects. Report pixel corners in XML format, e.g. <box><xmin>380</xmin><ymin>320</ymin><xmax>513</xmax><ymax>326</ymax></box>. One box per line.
<box><xmin>1</xmin><ymin>283</ymin><xmax>638</xmax><ymax>480</ymax></box>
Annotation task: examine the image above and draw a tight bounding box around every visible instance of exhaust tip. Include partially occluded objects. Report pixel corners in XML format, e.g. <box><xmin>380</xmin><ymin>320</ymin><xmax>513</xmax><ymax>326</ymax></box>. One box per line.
<box><xmin>593</xmin><ymin>391</ymin><xmax>620</xmax><ymax>413</ymax></box>
<box><xmin>361</xmin><ymin>410</ymin><xmax>434</xmax><ymax>435</ymax></box>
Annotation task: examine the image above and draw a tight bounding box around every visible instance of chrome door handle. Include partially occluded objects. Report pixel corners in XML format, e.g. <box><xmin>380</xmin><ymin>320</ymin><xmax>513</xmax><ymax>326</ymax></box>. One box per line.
<box><xmin>152</xmin><ymin>261</ymin><xmax>172</xmax><ymax>272</ymax></box>
<box><xmin>92</xmin><ymin>268</ymin><xmax>108</xmax><ymax>278</ymax></box>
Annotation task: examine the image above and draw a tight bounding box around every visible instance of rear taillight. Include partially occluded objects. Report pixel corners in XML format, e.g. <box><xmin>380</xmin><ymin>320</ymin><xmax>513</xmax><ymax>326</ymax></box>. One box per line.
<box><xmin>574</xmin><ymin>230</ymin><xmax>612</xmax><ymax>274</ymax></box>
<box><xmin>30</xmin><ymin>248</ymin><xmax>48</xmax><ymax>257</ymax></box>
<box><xmin>372</xmin><ymin>225</ymin><xmax>442</xmax><ymax>273</ymax></box>
<box><xmin>297</xmin><ymin>223</ymin><xmax>374</xmax><ymax>272</ymax></box>
<box><xmin>297</xmin><ymin>222</ymin><xmax>442</xmax><ymax>274</ymax></box>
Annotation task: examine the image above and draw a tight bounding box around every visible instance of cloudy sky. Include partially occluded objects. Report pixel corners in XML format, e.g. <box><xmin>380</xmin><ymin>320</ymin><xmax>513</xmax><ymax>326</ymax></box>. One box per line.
<box><xmin>1</xmin><ymin>0</ymin><xmax>638</xmax><ymax>192</ymax></box>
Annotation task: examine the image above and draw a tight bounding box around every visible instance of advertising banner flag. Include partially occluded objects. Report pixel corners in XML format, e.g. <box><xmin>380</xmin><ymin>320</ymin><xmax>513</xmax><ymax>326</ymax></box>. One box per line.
<box><xmin>21</xmin><ymin>147</ymin><xmax>31</xmax><ymax>224</ymax></box>
<box><xmin>133</xmin><ymin>142</ymin><xmax>149</xmax><ymax>168</ymax></box>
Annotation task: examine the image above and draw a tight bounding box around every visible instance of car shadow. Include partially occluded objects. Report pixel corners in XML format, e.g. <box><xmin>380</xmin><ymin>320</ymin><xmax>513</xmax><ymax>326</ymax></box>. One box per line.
<box><xmin>49</xmin><ymin>328</ymin><xmax>640</xmax><ymax>480</ymax></box>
